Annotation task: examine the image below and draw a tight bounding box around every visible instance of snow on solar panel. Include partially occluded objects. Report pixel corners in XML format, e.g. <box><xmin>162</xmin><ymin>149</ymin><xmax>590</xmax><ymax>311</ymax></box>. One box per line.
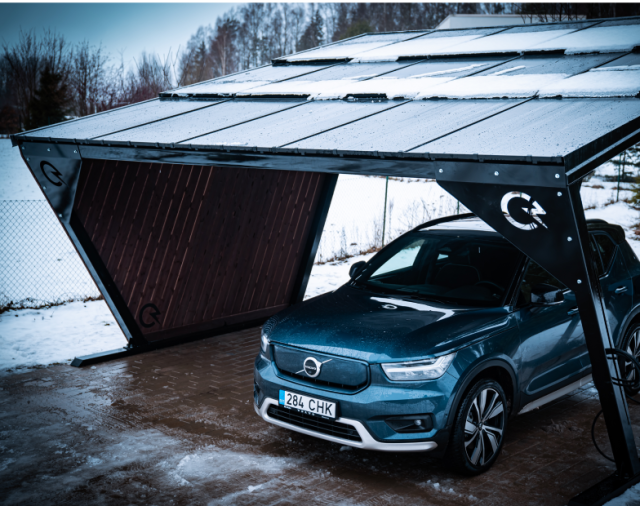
<box><xmin>282</xmin><ymin>32</ymin><xmax>428</xmax><ymax>62</ymax></box>
<box><xmin>529</xmin><ymin>21</ymin><xmax>640</xmax><ymax>54</ymax></box>
<box><xmin>351</xmin><ymin>28</ymin><xmax>504</xmax><ymax>62</ymax></box>
<box><xmin>430</xmin><ymin>24</ymin><xmax>589</xmax><ymax>55</ymax></box>
<box><xmin>239</xmin><ymin>62</ymin><xmax>412</xmax><ymax>98</ymax></box>
<box><xmin>311</xmin><ymin>57</ymin><xmax>519</xmax><ymax>99</ymax></box>
<box><xmin>164</xmin><ymin>64</ymin><xmax>329</xmax><ymax>96</ymax></box>
<box><xmin>416</xmin><ymin>74</ymin><xmax>569</xmax><ymax>99</ymax></box>
<box><xmin>539</xmin><ymin>69</ymin><xmax>640</xmax><ymax>98</ymax></box>
<box><xmin>474</xmin><ymin>53</ymin><xmax>623</xmax><ymax>76</ymax></box>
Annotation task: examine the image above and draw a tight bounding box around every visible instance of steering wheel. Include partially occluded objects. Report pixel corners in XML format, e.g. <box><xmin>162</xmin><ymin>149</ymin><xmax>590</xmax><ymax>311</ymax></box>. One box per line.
<box><xmin>475</xmin><ymin>281</ymin><xmax>505</xmax><ymax>293</ymax></box>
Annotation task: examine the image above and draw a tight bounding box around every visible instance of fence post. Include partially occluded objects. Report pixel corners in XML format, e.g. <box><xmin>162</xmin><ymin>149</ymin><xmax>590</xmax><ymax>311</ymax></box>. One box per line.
<box><xmin>382</xmin><ymin>176</ymin><xmax>389</xmax><ymax>246</ymax></box>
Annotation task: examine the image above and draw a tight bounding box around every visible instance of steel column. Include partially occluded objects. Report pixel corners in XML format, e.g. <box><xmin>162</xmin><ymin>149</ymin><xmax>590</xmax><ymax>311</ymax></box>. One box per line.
<box><xmin>436</xmin><ymin>163</ymin><xmax>640</xmax><ymax>480</ymax></box>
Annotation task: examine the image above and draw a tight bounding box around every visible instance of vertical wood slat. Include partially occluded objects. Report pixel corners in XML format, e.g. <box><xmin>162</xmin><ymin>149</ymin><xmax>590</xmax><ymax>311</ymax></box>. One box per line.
<box><xmin>73</xmin><ymin>160</ymin><xmax>327</xmax><ymax>341</ymax></box>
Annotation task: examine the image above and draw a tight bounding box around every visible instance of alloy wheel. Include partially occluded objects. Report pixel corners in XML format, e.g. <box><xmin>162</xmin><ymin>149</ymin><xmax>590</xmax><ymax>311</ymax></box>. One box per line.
<box><xmin>625</xmin><ymin>328</ymin><xmax>640</xmax><ymax>387</ymax></box>
<box><xmin>464</xmin><ymin>387</ymin><xmax>505</xmax><ymax>467</ymax></box>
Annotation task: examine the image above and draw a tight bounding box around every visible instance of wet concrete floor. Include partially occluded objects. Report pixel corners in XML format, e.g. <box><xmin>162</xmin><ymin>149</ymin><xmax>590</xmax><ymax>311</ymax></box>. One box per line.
<box><xmin>0</xmin><ymin>326</ymin><xmax>636</xmax><ymax>505</ymax></box>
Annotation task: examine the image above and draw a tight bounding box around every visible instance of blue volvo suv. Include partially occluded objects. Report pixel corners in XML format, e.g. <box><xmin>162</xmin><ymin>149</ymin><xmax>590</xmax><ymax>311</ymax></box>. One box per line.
<box><xmin>254</xmin><ymin>215</ymin><xmax>640</xmax><ymax>474</ymax></box>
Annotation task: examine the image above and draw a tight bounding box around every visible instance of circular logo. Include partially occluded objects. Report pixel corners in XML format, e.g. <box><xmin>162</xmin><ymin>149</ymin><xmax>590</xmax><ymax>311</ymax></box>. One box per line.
<box><xmin>40</xmin><ymin>161</ymin><xmax>65</xmax><ymax>187</ymax></box>
<box><xmin>500</xmin><ymin>192</ymin><xmax>548</xmax><ymax>231</ymax></box>
<box><xmin>303</xmin><ymin>357</ymin><xmax>322</xmax><ymax>378</ymax></box>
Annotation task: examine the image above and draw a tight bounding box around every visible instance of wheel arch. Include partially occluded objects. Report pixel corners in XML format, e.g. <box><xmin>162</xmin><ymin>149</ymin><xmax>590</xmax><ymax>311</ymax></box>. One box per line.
<box><xmin>617</xmin><ymin>303</ymin><xmax>640</xmax><ymax>348</ymax></box>
<box><xmin>445</xmin><ymin>358</ymin><xmax>518</xmax><ymax>430</ymax></box>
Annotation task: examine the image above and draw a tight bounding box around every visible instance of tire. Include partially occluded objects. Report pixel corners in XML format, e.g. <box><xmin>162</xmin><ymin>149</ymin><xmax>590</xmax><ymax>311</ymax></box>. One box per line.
<box><xmin>444</xmin><ymin>378</ymin><xmax>508</xmax><ymax>475</ymax></box>
<box><xmin>620</xmin><ymin>323</ymin><xmax>640</xmax><ymax>395</ymax></box>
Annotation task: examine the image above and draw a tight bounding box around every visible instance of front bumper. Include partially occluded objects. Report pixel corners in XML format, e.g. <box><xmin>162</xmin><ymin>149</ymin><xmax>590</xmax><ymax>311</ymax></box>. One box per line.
<box><xmin>255</xmin><ymin>397</ymin><xmax>438</xmax><ymax>452</ymax></box>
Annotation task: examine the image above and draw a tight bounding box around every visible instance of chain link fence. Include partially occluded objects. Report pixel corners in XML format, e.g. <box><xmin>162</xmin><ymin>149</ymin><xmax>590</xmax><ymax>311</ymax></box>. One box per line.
<box><xmin>0</xmin><ymin>200</ymin><xmax>101</xmax><ymax>311</ymax></box>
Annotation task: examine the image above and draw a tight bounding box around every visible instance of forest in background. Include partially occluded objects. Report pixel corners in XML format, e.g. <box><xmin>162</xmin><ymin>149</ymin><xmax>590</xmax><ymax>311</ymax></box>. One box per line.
<box><xmin>1</xmin><ymin>2</ymin><xmax>639</xmax><ymax>134</ymax></box>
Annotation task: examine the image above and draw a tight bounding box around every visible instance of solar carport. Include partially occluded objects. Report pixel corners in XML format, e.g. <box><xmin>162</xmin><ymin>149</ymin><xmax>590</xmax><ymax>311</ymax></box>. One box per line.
<box><xmin>11</xmin><ymin>16</ymin><xmax>640</xmax><ymax>505</ymax></box>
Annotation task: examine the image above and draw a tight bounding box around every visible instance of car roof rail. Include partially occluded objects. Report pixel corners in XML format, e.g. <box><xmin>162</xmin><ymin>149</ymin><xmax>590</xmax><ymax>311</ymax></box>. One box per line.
<box><xmin>587</xmin><ymin>219</ymin><xmax>626</xmax><ymax>244</ymax></box>
<box><xmin>411</xmin><ymin>212</ymin><xmax>477</xmax><ymax>233</ymax></box>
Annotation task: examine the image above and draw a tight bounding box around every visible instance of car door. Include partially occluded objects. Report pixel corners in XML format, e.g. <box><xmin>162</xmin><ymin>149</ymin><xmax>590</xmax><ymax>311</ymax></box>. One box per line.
<box><xmin>515</xmin><ymin>260</ymin><xmax>585</xmax><ymax>404</ymax></box>
<box><xmin>591</xmin><ymin>232</ymin><xmax>634</xmax><ymax>346</ymax></box>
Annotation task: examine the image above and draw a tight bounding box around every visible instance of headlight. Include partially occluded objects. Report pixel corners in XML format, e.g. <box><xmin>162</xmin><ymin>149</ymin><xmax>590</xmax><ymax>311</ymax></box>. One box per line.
<box><xmin>260</xmin><ymin>331</ymin><xmax>270</xmax><ymax>354</ymax></box>
<box><xmin>254</xmin><ymin>330</ymin><xmax>269</xmax><ymax>353</ymax></box>
<box><xmin>382</xmin><ymin>353</ymin><xmax>456</xmax><ymax>381</ymax></box>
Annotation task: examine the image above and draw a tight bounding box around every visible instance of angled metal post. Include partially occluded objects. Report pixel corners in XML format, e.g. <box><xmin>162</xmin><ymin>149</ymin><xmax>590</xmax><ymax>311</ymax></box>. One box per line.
<box><xmin>435</xmin><ymin>161</ymin><xmax>640</xmax><ymax>481</ymax></box>
<box><xmin>567</xmin><ymin>180</ymin><xmax>639</xmax><ymax>477</ymax></box>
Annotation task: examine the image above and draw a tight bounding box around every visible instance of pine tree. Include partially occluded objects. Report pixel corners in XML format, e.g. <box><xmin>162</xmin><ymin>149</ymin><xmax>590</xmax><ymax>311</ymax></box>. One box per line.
<box><xmin>26</xmin><ymin>63</ymin><xmax>69</xmax><ymax>129</ymax></box>
<box><xmin>297</xmin><ymin>10</ymin><xmax>324</xmax><ymax>52</ymax></box>
<box><xmin>340</xmin><ymin>19</ymin><xmax>374</xmax><ymax>41</ymax></box>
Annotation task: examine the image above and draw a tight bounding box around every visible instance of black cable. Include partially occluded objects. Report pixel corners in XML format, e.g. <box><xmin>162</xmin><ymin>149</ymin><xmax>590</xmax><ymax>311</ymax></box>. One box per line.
<box><xmin>590</xmin><ymin>347</ymin><xmax>640</xmax><ymax>462</ymax></box>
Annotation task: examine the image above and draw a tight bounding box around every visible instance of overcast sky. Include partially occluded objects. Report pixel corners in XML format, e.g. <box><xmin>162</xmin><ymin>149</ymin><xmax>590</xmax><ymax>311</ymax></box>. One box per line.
<box><xmin>0</xmin><ymin>3</ymin><xmax>234</xmax><ymax>67</ymax></box>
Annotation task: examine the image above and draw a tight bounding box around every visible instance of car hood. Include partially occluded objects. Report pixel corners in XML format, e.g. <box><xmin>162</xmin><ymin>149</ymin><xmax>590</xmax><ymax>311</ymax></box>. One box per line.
<box><xmin>268</xmin><ymin>286</ymin><xmax>513</xmax><ymax>363</ymax></box>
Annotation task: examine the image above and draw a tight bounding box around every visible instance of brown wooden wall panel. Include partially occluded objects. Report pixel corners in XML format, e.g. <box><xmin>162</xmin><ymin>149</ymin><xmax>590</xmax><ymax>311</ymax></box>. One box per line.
<box><xmin>74</xmin><ymin>159</ymin><xmax>327</xmax><ymax>342</ymax></box>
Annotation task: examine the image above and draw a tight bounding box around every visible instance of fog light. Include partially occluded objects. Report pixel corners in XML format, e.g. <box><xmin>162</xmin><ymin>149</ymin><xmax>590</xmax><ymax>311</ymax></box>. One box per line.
<box><xmin>385</xmin><ymin>414</ymin><xmax>433</xmax><ymax>433</ymax></box>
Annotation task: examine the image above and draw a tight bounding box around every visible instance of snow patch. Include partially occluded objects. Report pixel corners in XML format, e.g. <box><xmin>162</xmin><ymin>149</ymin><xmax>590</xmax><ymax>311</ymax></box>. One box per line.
<box><xmin>0</xmin><ymin>300</ymin><xmax>126</xmax><ymax>371</ymax></box>
<box><xmin>539</xmin><ymin>70</ymin><xmax>640</xmax><ymax>98</ymax></box>
<box><xmin>531</xmin><ymin>24</ymin><xmax>640</xmax><ymax>54</ymax></box>
<box><xmin>415</xmin><ymin>73</ymin><xmax>569</xmax><ymax>99</ymax></box>
<box><xmin>490</xmin><ymin>65</ymin><xmax>526</xmax><ymax>76</ymax></box>
<box><xmin>604</xmin><ymin>483</ymin><xmax>640</xmax><ymax>505</ymax></box>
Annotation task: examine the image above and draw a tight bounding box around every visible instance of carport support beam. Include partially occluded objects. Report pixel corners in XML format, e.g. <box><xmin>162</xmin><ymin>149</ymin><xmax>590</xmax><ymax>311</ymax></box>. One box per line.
<box><xmin>435</xmin><ymin>162</ymin><xmax>640</xmax><ymax>503</ymax></box>
<box><xmin>567</xmin><ymin>182</ymin><xmax>640</xmax><ymax>478</ymax></box>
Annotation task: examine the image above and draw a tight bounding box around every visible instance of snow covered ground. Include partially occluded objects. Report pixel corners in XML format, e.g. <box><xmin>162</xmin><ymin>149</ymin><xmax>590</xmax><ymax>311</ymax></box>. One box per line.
<box><xmin>0</xmin><ymin>300</ymin><xmax>125</xmax><ymax>371</ymax></box>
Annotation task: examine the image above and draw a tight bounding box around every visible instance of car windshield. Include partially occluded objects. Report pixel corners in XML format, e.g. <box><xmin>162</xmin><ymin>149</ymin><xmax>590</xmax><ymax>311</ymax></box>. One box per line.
<box><xmin>352</xmin><ymin>230</ymin><xmax>524</xmax><ymax>307</ymax></box>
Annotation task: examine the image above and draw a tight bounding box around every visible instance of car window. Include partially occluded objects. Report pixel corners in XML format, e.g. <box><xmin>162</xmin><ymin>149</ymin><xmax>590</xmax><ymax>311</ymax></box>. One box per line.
<box><xmin>590</xmin><ymin>235</ymin><xmax>604</xmax><ymax>277</ymax></box>
<box><xmin>355</xmin><ymin>231</ymin><xmax>524</xmax><ymax>307</ymax></box>
<box><xmin>519</xmin><ymin>261</ymin><xmax>566</xmax><ymax>306</ymax></box>
<box><xmin>371</xmin><ymin>239</ymin><xmax>424</xmax><ymax>277</ymax></box>
<box><xmin>593</xmin><ymin>233</ymin><xmax>617</xmax><ymax>274</ymax></box>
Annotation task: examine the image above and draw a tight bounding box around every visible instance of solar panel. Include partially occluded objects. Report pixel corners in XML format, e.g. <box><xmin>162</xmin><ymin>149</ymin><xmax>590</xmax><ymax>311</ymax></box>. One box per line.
<box><xmin>351</xmin><ymin>28</ymin><xmax>504</xmax><ymax>61</ymax></box>
<box><xmin>163</xmin><ymin>64</ymin><xmax>329</xmax><ymax>97</ymax></box>
<box><xmin>474</xmin><ymin>53</ymin><xmax>623</xmax><ymax>76</ymax></box>
<box><xmin>529</xmin><ymin>20</ymin><xmax>640</xmax><ymax>54</ymax></box>
<box><xmin>98</xmin><ymin>99</ymin><xmax>305</xmax><ymax>144</ymax></box>
<box><xmin>185</xmin><ymin>100</ymin><xmax>400</xmax><ymax>149</ymax></box>
<box><xmin>286</xmin><ymin>100</ymin><xmax>522</xmax><ymax>153</ymax></box>
<box><xmin>432</xmin><ymin>22</ymin><xmax>595</xmax><ymax>55</ymax></box>
<box><xmin>239</xmin><ymin>62</ymin><xmax>413</xmax><ymax>98</ymax></box>
<box><xmin>280</xmin><ymin>32</ymin><xmax>428</xmax><ymax>62</ymax></box>
<box><xmin>410</xmin><ymin>99</ymin><xmax>640</xmax><ymax>160</ymax></box>
<box><xmin>20</xmin><ymin>99</ymin><xmax>222</xmax><ymax>141</ymax></box>
<box><xmin>13</xmin><ymin>18</ymin><xmax>640</xmax><ymax>171</ymax></box>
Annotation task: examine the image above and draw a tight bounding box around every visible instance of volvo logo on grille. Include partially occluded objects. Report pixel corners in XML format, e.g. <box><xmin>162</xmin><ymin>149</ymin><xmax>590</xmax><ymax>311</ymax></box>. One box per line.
<box><xmin>298</xmin><ymin>357</ymin><xmax>332</xmax><ymax>378</ymax></box>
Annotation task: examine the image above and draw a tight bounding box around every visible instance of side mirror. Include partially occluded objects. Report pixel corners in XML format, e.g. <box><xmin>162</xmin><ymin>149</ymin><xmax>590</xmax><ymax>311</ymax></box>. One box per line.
<box><xmin>349</xmin><ymin>261</ymin><xmax>367</xmax><ymax>279</ymax></box>
<box><xmin>531</xmin><ymin>283</ymin><xmax>564</xmax><ymax>305</ymax></box>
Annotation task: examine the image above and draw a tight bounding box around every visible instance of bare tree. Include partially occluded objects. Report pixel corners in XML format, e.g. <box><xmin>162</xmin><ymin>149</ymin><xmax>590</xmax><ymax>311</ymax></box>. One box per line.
<box><xmin>70</xmin><ymin>41</ymin><xmax>108</xmax><ymax>116</ymax></box>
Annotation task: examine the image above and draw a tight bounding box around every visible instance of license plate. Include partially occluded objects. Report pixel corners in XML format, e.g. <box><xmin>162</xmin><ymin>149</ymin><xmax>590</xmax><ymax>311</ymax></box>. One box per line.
<box><xmin>279</xmin><ymin>390</ymin><xmax>336</xmax><ymax>419</ymax></box>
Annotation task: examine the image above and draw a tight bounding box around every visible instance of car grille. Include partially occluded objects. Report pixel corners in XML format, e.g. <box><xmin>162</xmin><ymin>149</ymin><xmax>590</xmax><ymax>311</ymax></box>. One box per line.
<box><xmin>273</xmin><ymin>345</ymin><xmax>368</xmax><ymax>392</ymax></box>
<box><xmin>267</xmin><ymin>405</ymin><xmax>362</xmax><ymax>442</ymax></box>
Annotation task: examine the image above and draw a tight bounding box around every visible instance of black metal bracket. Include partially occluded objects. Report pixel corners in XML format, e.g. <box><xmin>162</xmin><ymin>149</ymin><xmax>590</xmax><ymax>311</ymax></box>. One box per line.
<box><xmin>436</xmin><ymin>162</ymin><xmax>640</xmax><ymax>481</ymax></box>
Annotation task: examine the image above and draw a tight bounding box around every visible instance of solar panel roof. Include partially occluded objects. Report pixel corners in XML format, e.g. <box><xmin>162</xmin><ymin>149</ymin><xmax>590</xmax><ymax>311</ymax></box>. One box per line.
<box><xmin>14</xmin><ymin>17</ymin><xmax>640</xmax><ymax>175</ymax></box>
